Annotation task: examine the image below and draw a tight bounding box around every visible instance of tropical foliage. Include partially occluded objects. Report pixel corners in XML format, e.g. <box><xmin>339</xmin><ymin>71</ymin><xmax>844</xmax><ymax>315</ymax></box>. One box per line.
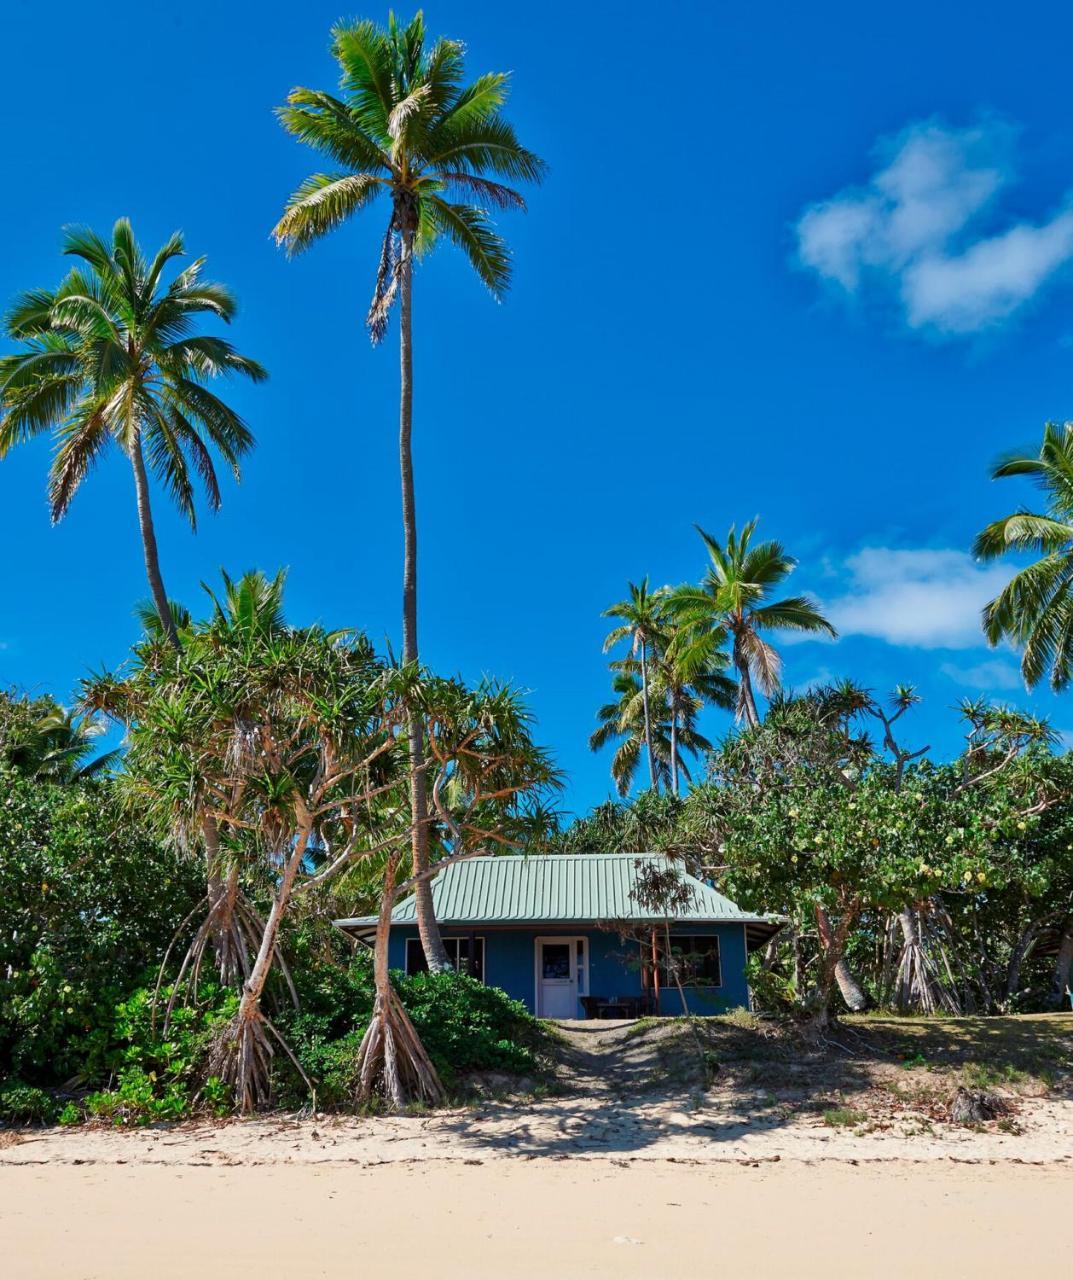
<box><xmin>0</xmin><ymin>218</ymin><xmax>265</xmax><ymax>643</ymax></box>
<box><xmin>975</xmin><ymin>420</ymin><xmax>1073</xmax><ymax>691</ymax></box>
<box><xmin>273</xmin><ymin>11</ymin><xmax>544</xmax><ymax>974</ymax></box>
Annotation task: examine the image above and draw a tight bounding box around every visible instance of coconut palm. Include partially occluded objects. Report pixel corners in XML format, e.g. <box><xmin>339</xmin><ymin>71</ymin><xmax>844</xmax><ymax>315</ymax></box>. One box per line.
<box><xmin>2</xmin><ymin>699</ymin><xmax>118</xmax><ymax>782</ymax></box>
<box><xmin>602</xmin><ymin>579</ymin><xmax>666</xmax><ymax>789</ymax></box>
<box><xmin>0</xmin><ymin>219</ymin><xmax>265</xmax><ymax>647</ymax></box>
<box><xmin>273</xmin><ymin>13</ymin><xmax>544</xmax><ymax>970</ymax></box>
<box><xmin>974</xmin><ymin>421</ymin><xmax>1073</xmax><ymax>690</ymax></box>
<box><xmin>655</xmin><ymin>618</ymin><xmax>737</xmax><ymax>796</ymax></box>
<box><xmin>589</xmin><ymin>669</ymin><xmax>712</xmax><ymax>797</ymax></box>
<box><xmin>670</xmin><ymin>520</ymin><xmax>837</xmax><ymax>728</ymax></box>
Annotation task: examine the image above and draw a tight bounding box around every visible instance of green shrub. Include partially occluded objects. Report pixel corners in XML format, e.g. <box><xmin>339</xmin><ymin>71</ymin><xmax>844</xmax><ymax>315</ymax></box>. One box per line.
<box><xmin>60</xmin><ymin>982</ymin><xmax>239</xmax><ymax>1125</ymax></box>
<box><xmin>744</xmin><ymin>953</ymin><xmax>798</xmax><ymax>1014</ymax></box>
<box><xmin>0</xmin><ymin>1080</ymin><xmax>58</xmax><ymax>1125</ymax></box>
<box><xmin>0</xmin><ymin>771</ymin><xmax>204</xmax><ymax>1085</ymax></box>
<box><xmin>397</xmin><ymin>969</ymin><xmax>540</xmax><ymax>1083</ymax></box>
<box><xmin>277</xmin><ymin>950</ymin><xmax>543</xmax><ymax>1101</ymax></box>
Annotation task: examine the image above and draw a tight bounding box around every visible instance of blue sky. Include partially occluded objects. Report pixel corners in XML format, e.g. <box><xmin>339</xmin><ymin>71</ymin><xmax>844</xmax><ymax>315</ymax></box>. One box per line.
<box><xmin>3</xmin><ymin>0</ymin><xmax>1073</xmax><ymax>816</ymax></box>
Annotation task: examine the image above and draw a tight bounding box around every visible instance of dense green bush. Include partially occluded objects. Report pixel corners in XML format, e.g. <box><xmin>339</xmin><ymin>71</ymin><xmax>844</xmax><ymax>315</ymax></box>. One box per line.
<box><xmin>60</xmin><ymin>984</ymin><xmax>237</xmax><ymax>1126</ymax></box>
<box><xmin>401</xmin><ymin>970</ymin><xmax>539</xmax><ymax>1082</ymax></box>
<box><xmin>0</xmin><ymin>771</ymin><xmax>204</xmax><ymax>1084</ymax></box>
<box><xmin>276</xmin><ymin>939</ymin><xmax>543</xmax><ymax>1103</ymax></box>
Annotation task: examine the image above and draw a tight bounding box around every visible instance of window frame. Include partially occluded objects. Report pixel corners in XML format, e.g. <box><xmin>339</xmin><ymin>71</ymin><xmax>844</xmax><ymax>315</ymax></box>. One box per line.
<box><xmin>660</xmin><ymin>933</ymin><xmax>722</xmax><ymax>989</ymax></box>
<box><xmin>405</xmin><ymin>935</ymin><xmax>486</xmax><ymax>983</ymax></box>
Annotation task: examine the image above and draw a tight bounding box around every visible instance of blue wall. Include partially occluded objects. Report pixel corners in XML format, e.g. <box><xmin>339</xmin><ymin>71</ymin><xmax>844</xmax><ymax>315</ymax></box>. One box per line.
<box><xmin>386</xmin><ymin>923</ymin><xmax>751</xmax><ymax>1016</ymax></box>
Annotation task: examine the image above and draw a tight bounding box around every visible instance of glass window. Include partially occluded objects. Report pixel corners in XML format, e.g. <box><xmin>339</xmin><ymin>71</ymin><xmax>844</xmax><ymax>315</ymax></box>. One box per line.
<box><xmin>405</xmin><ymin>937</ymin><xmax>484</xmax><ymax>982</ymax></box>
<box><xmin>651</xmin><ymin>935</ymin><xmax>722</xmax><ymax>988</ymax></box>
<box><xmin>541</xmin><ymin>943</ymin><xmax>571</xmax><ymax>980</ymax></box>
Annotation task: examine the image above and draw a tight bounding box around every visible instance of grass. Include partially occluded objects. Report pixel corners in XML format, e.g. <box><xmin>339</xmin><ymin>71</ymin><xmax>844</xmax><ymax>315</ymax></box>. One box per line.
<box><xmin>823</xmin><ymin>1107</ymin><xmax>867</xmax><ymax>1127</ymax></box>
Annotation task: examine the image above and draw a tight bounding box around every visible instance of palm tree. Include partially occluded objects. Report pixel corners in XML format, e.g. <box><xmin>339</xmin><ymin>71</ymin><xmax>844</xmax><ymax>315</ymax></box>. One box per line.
<box><xmin>2</xmin><ymin>699</ymin><xmax>118</xmax><ymax>782</ymax></box>
<box><xmin>0</xmin><ymin>219</ymin><xmax>265</xmax><ymax>647</ymax></box>
<box><xmin>670</xmin><ymin>520</ymin><xmax>836</xmax><ymax>727</ymax></box>
<box><xmin>590</xmin><ymin>669</ymin><xmax>712</xmax><ymax>797</ymax></box>
<box><xmin>602</xmin><ymin>579</ymin><xmax>665</xmax><ymax>789</ymax></box>
<box><xmin>272</xmin><ymin>13</ymin><xmax>544</xmax><ymax>969</ymax></box>
<box><xmin>974</xmin><ymin>421</ymin><xmax>1073</xmax><ymax>690</ymax></box>
<box><xmin>655</xmin><ymin>618</ymin><xmax>736</xmax><ymax>796</ymax></box>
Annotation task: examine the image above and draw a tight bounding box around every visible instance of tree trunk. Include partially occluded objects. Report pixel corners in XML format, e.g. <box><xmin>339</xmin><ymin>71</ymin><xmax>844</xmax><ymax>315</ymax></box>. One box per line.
<box><xmin>210</xmin><ymin>831</ymin><xmax>309</xmax><ymax>1110</ymax></box>
<box><xmin>397</xmin><ymin>223</ymin><xmax>449</xmax><ymax>972</ymax></box>
<box><xmin>1004</xmin><ymin>920</ymin><xmax>1040</xmax><ymax>1005</ymax></box>
<box><xmin>668</xmin><ymin>692</ymin><xmax>679</xmax><ymax>798</ymax></box>
<box><xmin>1046</xmin><ymin>917</ymin><xmax>1073</xmax><ymax>1010</ymax></box>
<box><xmin>815</xmin><ymin>905</ymin><xmax>869</xmax><ymax>1011</ymax></box>
<box><xmin>355</xmin><ymin>850</ymin><xmax>445</xmax><ymax>1108</ymax></box>
<box><xmin>131</xmin><ymin>428</ymin><xmax>245</xmax><ymax>986</ymax></box>
<box><xmin>736</xmin><ymin>654</ymin><xmax>760</xmax><ymax>729</ymax></box>
<box><xmin>640</xmin><ymin>639</ymin><xmax>656</xmax><ymax>790</ymax></box>
<box><xmin>809</xmin><ymin>901</ymin><xmax>860</xmax><ymax>1018</ymax></box>
<box><xmin>129</xmin><ymin>430</ymin><xmax>178</xmax><ymax>648</ymax></box>
<box><xmin>893</xmin><ymin>904</ymin><xmax>960</xmax><ymax>1015</ymax></box>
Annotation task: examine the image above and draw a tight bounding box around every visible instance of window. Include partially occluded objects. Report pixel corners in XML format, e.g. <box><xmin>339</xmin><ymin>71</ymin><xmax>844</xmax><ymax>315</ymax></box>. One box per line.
<box><xmin>650</xmin><ymin>935</ymin><xmax>721</xmax><ymax>988</ymax></box>
<box><xmin>405</xmin><ymin>936</ymin><xmax>485</xmax><ymax>982</ymax></box>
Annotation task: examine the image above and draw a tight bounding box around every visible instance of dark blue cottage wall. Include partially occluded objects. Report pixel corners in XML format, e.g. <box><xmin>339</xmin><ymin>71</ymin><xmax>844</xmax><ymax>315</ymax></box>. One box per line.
<box><xmin>385</xmin><ymin>923</ymin><xmax>752</xmax><ymax>1016</ymax></box>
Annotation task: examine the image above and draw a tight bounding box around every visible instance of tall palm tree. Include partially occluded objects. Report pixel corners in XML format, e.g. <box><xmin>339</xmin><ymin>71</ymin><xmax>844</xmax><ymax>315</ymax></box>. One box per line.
<box><xmin>670</xmin><ymin>520</ymin><xmax>836</xmax><ymax>727</ymax></box>
<box><xmin>974</xmin><ymin>421</ymin><xmax>1073</xmax><ymax>690</ymax></box>
<box><xmin>654</xmin><ymin>618</ymin><xmax>736</xmax><ymax>796</ymax></box>
<box><xmin>273</xmin><ymin>13</ymin><xmax>544</xmax><ymax>969</ymax></box>
<box><xmin>602</xmin><ymin>579</ymin><xmax>665</xmax><ymax>789</ymax></box>
<box><xmin>589</xmin><ymin>669</ymin><xmax>712</xmax><ymax>797</ymax></box>
<box><xmin>0</xmin><ymin>219</ymin><xmax>265</xmax><ymax>647</ymax></box>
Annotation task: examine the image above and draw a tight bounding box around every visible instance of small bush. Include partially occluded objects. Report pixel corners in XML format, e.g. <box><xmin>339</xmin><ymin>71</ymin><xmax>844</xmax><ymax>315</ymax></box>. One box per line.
<box><xmin>0</xmin><ymin>1080</ymin><xmax>58</xmax><ymax>1125</ymax></box>
<box><xmin>744</xmin><ymin>954</ymin><xmax>798</xmax><ymax>1015</ymax></box>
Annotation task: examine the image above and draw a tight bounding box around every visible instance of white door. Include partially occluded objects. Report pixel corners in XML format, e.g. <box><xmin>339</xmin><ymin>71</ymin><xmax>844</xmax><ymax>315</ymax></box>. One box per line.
<box><xmin>537</xmin><ymin>939</ymin><xmax>578</xmax><ymax>1018</ymax></box>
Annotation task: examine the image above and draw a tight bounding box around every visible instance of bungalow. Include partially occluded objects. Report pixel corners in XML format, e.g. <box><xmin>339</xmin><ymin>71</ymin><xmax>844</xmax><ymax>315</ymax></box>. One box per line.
<box><xmin>334</xmin><ymin>853</ymin><xmax>780</xmax><ymax>1018</ymax></box>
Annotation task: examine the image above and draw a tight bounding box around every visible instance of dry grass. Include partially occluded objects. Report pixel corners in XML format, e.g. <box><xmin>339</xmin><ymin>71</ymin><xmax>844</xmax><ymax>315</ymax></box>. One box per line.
<box><xmin>550</xmin><ymin>1012</ymin><xmax>1073</xmax><ymax>1137</ymax></box>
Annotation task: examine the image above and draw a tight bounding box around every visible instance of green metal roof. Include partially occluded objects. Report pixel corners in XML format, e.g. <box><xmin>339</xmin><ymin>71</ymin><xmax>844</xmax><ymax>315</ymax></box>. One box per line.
<box><xmin>334</xmin><ymin>853</ymin><xmax>776</xmax><ymax>932</ymax></box>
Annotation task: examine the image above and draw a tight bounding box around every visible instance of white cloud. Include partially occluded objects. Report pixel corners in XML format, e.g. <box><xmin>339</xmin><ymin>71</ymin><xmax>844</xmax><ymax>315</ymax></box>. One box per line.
<box><xmin>796</xmin><ymin>119</ymin><xmax>1073</xmax><ymax>334</ymax></box>
<box><xmin>822</xmin><ymin>547</ymin><xmax>1010</xmax><ymax>649</ymax></box>
<box><xmin>939</xmin><ymin>658</ymin><xmax>1023</xmax><ymax>691</ymax></box>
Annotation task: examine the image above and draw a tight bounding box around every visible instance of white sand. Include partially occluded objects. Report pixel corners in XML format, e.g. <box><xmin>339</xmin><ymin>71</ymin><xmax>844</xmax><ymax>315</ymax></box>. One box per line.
<box><xmin>2</xmin><ymin>1158</ymin><xmax>1069</xmax><ymax>1279</ymax></box>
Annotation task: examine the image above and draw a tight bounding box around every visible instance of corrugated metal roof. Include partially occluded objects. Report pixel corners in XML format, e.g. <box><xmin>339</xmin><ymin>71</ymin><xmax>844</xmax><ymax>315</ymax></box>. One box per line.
<box><xmin>334</xmin><ymin>853</ymin><xmax>775</xmax><ymax>930</ymax></box>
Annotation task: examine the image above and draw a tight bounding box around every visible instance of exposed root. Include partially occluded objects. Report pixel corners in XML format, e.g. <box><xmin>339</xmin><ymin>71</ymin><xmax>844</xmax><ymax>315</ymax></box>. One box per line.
<box><xmin>209</xmin><ymin>1005</ymin><xmax>275</xmax><ymax>1113</ymax></box>
<box><xmin>355</xmin><ymin>981</ymin><xmax>445</xmax><ymax>1110</ymax></box>
<box><xmin>154</xmin><ymin>889</ymin><xmax>295</xmax><ymax>1035</ymax></box>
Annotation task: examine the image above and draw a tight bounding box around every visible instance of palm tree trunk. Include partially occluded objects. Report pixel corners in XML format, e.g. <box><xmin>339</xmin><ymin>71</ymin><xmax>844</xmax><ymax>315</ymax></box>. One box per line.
<box><xmin>397</xmin><ymin>225</ymin><xmax>449</xmax><ymax>973</ymax></box>
<box><xmin>736</xmin><ymin>657</ymin><xmax>761</xmax><ymax>729</ymax></box>
<box><xmin>131</xmin><ymin>426</ymin><xmax>243</xmax><ymax>985</ymax></box>
<box><xmin>640</xmin><ymin>639</ymin><xmax>656</xmax><ymax>790</ymax></box>
<box><xmin>128</xmin><ymin>429</ymin><xmax>178</xmax><ymax>649</ymax></box>
<box><xmin>669</xmin><ymin>695</ymin><xmax>679</xmax><ymax>798</ymax></box>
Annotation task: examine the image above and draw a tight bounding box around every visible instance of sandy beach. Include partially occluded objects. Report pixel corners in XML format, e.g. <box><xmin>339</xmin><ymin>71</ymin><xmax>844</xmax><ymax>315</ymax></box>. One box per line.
<box><xmin>4</xmin><ymin>1017</ymin><xmax>1071</xmax><ymax>1277</ymax></box>
<box><xmin>2</xmin><ymin>1156</ymin><xmax>1069</xmax><ymax>1279</ymax></box>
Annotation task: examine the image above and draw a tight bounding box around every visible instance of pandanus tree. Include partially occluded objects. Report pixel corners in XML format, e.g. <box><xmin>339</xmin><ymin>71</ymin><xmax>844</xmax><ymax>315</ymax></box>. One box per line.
<box><xmin>87</xmin><ymin>582</ymin><xmax>409</xmax><ymax>1110</ymax></box>
<box><xmin>669</xmin><ymin>520</ymin><xmax>837</xmax><ymax>727</ymax></box>
<box><xmin>974</xmin><ymin>421</ymin><xmax>1073</xmax><ymax>690</ymax></box>
<box><xmin>273</xmin><ymin>12</ymin><xmax>545</xmax><ymax>971</ymax></box>
<box><xmin>0</xmin><ymin>218</ymin><xmax>265</xmax><ymax>648</ymax></box>
<box><xmin>356</xmin><ymin>675</ymin><xmax>560</xmax><ymax>1106</ymax></box>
